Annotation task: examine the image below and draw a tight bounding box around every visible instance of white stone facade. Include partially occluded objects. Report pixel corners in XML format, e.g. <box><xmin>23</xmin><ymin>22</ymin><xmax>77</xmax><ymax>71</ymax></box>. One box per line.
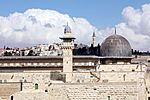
<box><xmin>0</xmin><ymin>63</ymin><xmax>148</xmax><ymax>100</ymax></box>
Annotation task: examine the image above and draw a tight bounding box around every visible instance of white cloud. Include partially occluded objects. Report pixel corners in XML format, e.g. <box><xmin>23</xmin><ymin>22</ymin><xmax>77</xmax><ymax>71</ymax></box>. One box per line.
<box><xmin>0</xmin><ymin>4</ymin><xmax>150</xmax><ymax>51</ymax></box>
<box><xmin>0</xmin><ymin>9</ymin><xmax>96</xmax><ymax>47</ymax></box>
<box><xmin>100</xmin><ymin>4</ymin><xmax>150</xmax><ymax>51</ymax></box>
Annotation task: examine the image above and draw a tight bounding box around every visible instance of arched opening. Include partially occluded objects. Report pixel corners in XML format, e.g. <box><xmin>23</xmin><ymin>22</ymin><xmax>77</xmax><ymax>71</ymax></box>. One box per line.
<box><xmin>20</xmin><ymin>82</ymin><xmax>23</xmax><ymax>91</ymax></box>
<box><xmin>132</xmin><ymin>69</ymin><xmax>135</xmax><ymax>72</ymax></box>
<box><xmin>11</xmin><ymin>96</ymin><xmax>13</xmax><ymax>100</ymax></box>
<box><xmin>108</xmin><ymin>96</ymin><xmax>110</xmax><ymax>100</ymax></box>
<box><xmin>123</xmin><ymin>74</ymin><xmax>126</xmax><ymax>81</ymax></box>
<box><xmin>35</xmin><ymin>83</ymin><xmax>38</xmax><ymax>90</ymax></box>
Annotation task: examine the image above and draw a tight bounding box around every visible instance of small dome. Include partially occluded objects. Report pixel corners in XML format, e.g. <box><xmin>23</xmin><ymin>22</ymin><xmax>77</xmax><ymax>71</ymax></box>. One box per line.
<box><xmin>64</xmin><ymin>24</ymin><xmax>71</xmax><ymax>33</ymax></box>
<box><xmin>100</xmin><ymin>34</ymin><xmax>132</xmax><ymax>57</ymax></box>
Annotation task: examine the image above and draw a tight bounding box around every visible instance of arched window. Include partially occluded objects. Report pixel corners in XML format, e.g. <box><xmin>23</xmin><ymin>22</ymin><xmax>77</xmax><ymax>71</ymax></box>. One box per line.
<box><xmin>108</xmin><ymin>96</ymin><xmax>110</xmax><ymax>100</ymax></box>
<box><xmin>123</xmin><ymin>74</ymin><xmax>126</xmax><ymax>81</ymax></box>
<box><xmin>11</xmin><ymin>96</ymin><xmax>13</xmax><ymax>100</ymax></box>
<box><xmin>35</xmin><ymin>83</ymin><xmax>38</xmax><ymax>90</ymax></box>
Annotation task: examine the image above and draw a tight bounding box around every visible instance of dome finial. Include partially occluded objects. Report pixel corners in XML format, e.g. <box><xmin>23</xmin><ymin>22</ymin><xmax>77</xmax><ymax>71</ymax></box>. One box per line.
<box><xmin>64</xmin><ymin>22</ymin><xmax>71</xmax><ymax>33</ymax></box>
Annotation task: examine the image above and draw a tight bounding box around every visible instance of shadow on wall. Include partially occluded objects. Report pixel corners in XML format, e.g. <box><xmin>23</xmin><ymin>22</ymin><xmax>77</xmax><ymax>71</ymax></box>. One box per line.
<box><xmin>50</xmin><ymin>72</ymin><xmax>66</xmax><ymax>82</ymax></box>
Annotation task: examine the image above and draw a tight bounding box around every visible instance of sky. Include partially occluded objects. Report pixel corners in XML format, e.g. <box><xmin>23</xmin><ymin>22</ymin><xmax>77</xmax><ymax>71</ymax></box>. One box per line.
<box><xmin>0</xmin><ymin>0</ymin><xmax>150</xmax><ymax>51</ymax></box>
<box><xmin>0</xmin><ymin>0</ymin><xmax>149</xmax><ymax>28</ymax></box>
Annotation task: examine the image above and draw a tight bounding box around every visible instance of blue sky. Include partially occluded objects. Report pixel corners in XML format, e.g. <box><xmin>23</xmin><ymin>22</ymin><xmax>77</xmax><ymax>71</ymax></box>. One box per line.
<box><xmin>0</xmin><ymin>0</ymin><xmax>149</xmax><ymax>28</ymax></box>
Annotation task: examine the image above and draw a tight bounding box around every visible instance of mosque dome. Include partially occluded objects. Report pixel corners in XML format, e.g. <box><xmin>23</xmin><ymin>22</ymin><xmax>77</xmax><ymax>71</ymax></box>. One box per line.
<box><xmin>64</xmin><ymin>24</ymin><xmax>71</xmax><ymax>33</ymax></box>
<box><xmin>100</xmin><ymin>34</ymin><xmax>132</xmax><ymax>57</ymax></box>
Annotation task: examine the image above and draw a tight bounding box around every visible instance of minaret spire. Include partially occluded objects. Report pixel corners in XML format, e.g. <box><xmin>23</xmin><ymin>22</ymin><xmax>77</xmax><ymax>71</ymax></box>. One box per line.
<box><xmin>115</xmin><ymin>27</ymin><xmax>117</xmax><ymax>35</ymax></box>
<box><xmin>92</xmin><ymin>31</ymin><xmax>96</xmax><ymax>47</ymax></box>
<box><xmin>93</xmin><ymin>31</ymin><xmax>96</xmax><ymax>37</ymax></box>
<box><xmin>64</xmin><ymin>23</ymin><xmax>71</xmax><ymax>34</ymax></box>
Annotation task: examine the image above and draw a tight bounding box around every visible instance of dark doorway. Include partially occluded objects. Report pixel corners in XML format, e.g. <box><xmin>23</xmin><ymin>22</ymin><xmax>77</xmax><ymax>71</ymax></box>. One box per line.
<box><xmin>11</xmin><ymin>96</ymin><xmax>13</xmax><ymax>100</ymax></box>
<box><xmin>123</xmin><ymin>74</ymin><xmax>126</xmax><ymax>81</ymax></box>
<box><xmin>108</xmin><ymin>96</ymin><xmax>110</xmax><ymax>100</ymax></box>
<box><xmin>35</xmin><ymin>83</ymin><xmax>38</xmax><ymax>90</ymax></box>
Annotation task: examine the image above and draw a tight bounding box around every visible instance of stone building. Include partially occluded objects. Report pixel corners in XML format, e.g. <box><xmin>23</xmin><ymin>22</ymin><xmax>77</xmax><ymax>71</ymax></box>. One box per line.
<box><xmin>0</xmin><ymin>25</ymin><xmax>149</xmax><ymax>100</ymax></box>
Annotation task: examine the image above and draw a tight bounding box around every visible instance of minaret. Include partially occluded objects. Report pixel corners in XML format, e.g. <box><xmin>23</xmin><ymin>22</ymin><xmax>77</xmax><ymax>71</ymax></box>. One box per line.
<box><xmin>115</xmin><ymin>27</ymin><xmax>117</xmax><ymax>35</ymax></box>
<box><xmin>92</xmin><ymin>31</ymin><xmax>96</xmax><ymax>47</ymax></box>
<box><xmin>60</xmin><ymin>24</ymin><xmax>75</xmax><ymax>82</ymax></box>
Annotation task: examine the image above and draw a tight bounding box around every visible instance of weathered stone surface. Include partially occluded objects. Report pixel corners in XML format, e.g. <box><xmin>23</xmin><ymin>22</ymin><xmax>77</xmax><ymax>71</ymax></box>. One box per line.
<box><xmin>101</xmin><ymin>34</ymin><xmax>132</xmax><ymax>57</ymax></box>
<box><xmin>11</xmin><ymin>91</ymin><xmax>49</xmax><ymax>100</ymax></box>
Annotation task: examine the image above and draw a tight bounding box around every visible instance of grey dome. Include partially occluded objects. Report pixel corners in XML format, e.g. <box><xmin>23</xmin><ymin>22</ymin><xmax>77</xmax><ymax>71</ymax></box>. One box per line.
<box><xmin>64</xmin><ymin>24</ymin><xmax>71</xmax><ymax>33</ymax></box>
<box><xmin>100</xmin><ymin>34</ymin><xmax>132</xmax><ymax>57</ymax></box>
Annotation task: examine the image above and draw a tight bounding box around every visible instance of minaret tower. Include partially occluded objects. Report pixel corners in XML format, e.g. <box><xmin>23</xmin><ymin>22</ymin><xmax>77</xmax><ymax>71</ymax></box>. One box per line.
<box><xmin>60</xmin><ymin>23</ymin><xmax>75</xmax><ymax>82</ymax></box>
<box><xmin>115</xmin><ymin>27</ymin><xmax>117</xmax><ymax>35</ymax></box>
<box><xmin>92</xmin><ymin>31</ymin><xmax>96</xmax><ymax>47</ymax></box>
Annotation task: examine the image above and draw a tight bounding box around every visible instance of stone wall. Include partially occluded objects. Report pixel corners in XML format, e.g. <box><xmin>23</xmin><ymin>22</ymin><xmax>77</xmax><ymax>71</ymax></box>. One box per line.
<box><xmin>98</xmin><ymin>64</ymin><xmax>146</xmax><ymax>72</ymax></box>
<box><xmin>0</xmin><ymin>83</ymin><xmax>20</xmax><ymax>100</ymax></box>
<box><xmin>10</xmin><ymin>91</ymin><xmax>49</xmax><ymax>100</ymax></box>
<box><xmin>72</xmin><ymin>71</ymin><xmax>145</xmax><ymax>83</ymax></box>
<box><xmin>0</xmin><ymin>65</ymin><xmax>148</xmax><ymax>100</ymax></box>
<box><xmin>0</xmin><ymin>70</ymin><xmax>146</xmax><ymax>88</ymax></box>
<box><xmin>48</xmin><ymin>82</ymin><xmax>140</xmax><ymax>100</ymax></box>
